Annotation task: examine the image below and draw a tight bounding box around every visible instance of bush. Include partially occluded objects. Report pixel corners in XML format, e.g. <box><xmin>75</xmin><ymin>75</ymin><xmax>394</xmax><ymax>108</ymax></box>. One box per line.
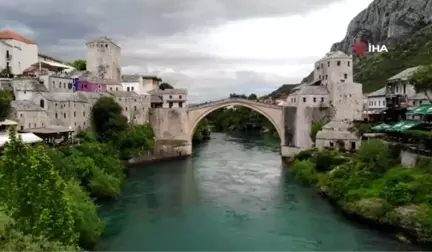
<box><xmin>358</xmin><ymin>139</ymin><xmax>392</xmax><ymax>173</ymax></box>
<box><xmin>65</xmin><ymin>180</ymin><xmax>103</xmax><ymax>248</ymax></box>
<box><xmin>88</xmin><ymin>168</ymin><xmax>122</xmax><ymax>200</ymax></box>
<box><xmin>0</xmin><ymin>229</ymin><xmax>78</xmax><ymax>251</ymax></box>
<box><xmin>115</xmin><ymin>125</ymin><xmax>154</xmax><ymax>160</ymax></box>
<box><xmin>291</xmin><ymin>160</ymin><xmax>318</xmax><ymax>184</ymax></box>
<box><xmin>313</xmin><ymin>150</ymin><xmax>346</xmax><ymax>172</ymax></box>
<box><xmin>293</xmin><ymin>149</ymin><xmax>316</xmax><ymax>161</ymax></box>
<box><xmin>381</xmin><ymin>183</ymin><xmax>413</xmax><ymax>206</ymax></box>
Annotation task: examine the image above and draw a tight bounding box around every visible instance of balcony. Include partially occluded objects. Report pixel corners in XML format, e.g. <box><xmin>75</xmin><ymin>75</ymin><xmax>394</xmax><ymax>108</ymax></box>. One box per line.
<box><xmin>385</xmin><ymin>94</ymin><xmax>408</xmax><ymax>109</ymax></box>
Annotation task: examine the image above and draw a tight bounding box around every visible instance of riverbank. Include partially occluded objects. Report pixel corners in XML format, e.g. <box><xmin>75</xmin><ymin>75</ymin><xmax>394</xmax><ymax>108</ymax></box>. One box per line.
<box><xmin>285</xmin><ymin>141</ymin><xmax>432</xmax><ymax>248</ymax></box>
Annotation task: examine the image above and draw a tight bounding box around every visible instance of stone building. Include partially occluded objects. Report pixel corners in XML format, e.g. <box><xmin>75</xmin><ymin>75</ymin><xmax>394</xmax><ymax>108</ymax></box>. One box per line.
<box><xmin>86</xmin><ymin>37</ymin><xmax>121</xmax><ymax>81</ymax></box>
<box><xmin>284</xmin><ymin>51</ymin><xmax>363</xmax><ymax>151</ymax></box>
<box><xmin>149</xmin><ymin>89</ymin><xmax>188</xmax><ymax>108</ymax></box>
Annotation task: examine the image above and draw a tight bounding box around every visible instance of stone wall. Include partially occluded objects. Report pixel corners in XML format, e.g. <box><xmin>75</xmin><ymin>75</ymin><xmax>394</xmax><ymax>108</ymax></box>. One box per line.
<box><xmin>149</xmin><ymin>108</ymin><xmax>191</xmax><ymax>156</ymax></box>
<box><xmin>400</xmin><ymin>150</ymin><xmax>432</xmax><ymax>168</ymax></box>
<box><xmin>295</xmin><ymin>106</ymin><xmax>333</xmax><ymax>149</ymax></box>
<box><xmin>283</xmin><ymin>106</ymin><xmax>296</xmax><ymax>147</ymax></box>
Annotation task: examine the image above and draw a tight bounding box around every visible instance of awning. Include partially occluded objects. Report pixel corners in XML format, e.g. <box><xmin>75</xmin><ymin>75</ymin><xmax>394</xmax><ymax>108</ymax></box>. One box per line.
<box><xmin>371</xmin><ymin>123</ymin><xmax>391</xmax><ymax>131</ymax></box>
<box><xmin>386</xmin><ymin>120</ymin><xmax>422</xmax><ymax>132</ymax></box>
<box><xmin>0</xmin><ymin>132</ymin><xmax>43</xmax><ymax>147</ymax></box>
<box><xmin>406</xmin><ymin>104</ymin><xmax>432</xmax><ymax>115</ymax></box>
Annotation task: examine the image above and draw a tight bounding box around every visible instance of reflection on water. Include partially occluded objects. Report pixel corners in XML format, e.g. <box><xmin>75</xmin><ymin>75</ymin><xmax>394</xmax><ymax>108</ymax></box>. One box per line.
<box><xmin>95</xmin><ymin>133</ymin><xmax>419</xmax><ymax>251</ymax></box>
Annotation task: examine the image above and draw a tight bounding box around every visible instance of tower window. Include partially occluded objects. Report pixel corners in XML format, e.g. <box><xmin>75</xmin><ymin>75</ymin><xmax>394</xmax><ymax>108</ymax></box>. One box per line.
<box><xmin>40</xmin><ymin>99</ymin><xmax>44</xmax><ymax>108</ymax></box>
<box><xmin>327</xmin><ymin>62</ymin><xmax>330</xmax><ymax>67</ymax></box>
<box><xmin>321</xmin><ymin>97</ymin><xmax>324</xmax><ymax>102</ymax></box>
<box><xmin>303</xmin><ymin>97</ymin><xmax>306</xmax><ymax>103</ymax></box>
<box><xmin>313</xmin><ymin>97</ymin><xmax>316</xmax><ymax>102</ymax></box>
<box><xmin>347</xmin><ymin>61</ymin><xmax>350</xmax><ymax>67</ymax></box>
<box><xmin>344</xmin><ymin>74</ymin><xmax>348</xmax><ymax>79</ymax></box>
<box><xmin>337</xmin><ymin>61</ymin><xmax>341</xmax><ymax>66</ymax></box>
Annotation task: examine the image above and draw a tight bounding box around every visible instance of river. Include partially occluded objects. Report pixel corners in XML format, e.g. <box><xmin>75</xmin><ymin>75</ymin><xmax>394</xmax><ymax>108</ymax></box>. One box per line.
<box><xmin>95</xmin><ymin>133</ymin><xmax>418</xmax><ymax>251</ymax></box>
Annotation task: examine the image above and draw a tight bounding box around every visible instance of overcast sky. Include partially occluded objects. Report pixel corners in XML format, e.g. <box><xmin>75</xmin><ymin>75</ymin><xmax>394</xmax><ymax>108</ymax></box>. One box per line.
<box><xmin>0</xmin><ymin>0</ymin><xmax>373</xmax><ymax>102</ymax></box>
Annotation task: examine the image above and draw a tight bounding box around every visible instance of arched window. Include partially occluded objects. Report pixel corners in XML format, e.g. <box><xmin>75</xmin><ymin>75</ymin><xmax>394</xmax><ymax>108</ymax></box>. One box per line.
<box><xmin>40</xmin><ymin>99</ymin><xmax>44</xmax><ymax>108</ymax></box>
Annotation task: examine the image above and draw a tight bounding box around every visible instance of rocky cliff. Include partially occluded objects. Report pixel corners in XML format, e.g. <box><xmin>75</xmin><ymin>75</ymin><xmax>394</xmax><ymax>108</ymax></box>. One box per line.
<box><xmin>331</xmin><ymin>0</ymin><xmax>432</xmax><ymax>54</ymax></box>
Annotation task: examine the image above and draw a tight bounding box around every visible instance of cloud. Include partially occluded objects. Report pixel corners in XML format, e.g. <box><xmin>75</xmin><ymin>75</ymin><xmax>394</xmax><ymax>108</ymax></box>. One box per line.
<box><xmin>0</xmin><ymin>0</ymin><xmax>374</xmax><ymax>102</ymax></box>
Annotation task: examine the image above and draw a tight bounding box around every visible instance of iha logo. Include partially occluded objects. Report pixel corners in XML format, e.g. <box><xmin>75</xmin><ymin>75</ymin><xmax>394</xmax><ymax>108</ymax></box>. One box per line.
<box><xmin>353</xmin><ymin>41</ymin><xmax>388</xmax><ymax>55</ymax></box>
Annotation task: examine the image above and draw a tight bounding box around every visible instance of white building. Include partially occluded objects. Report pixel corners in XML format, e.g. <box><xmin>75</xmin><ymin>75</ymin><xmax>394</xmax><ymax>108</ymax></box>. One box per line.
<box><xmin>367</xmin><ymin>87</ymin><xmax>386</xmax><ymax>111</ymax></box>
<box><xmin>386</xmin><ymin>66</ymin><xmax>431</xmax><ymax>108</ymax></box>
<box><xmin>121</xmin><ymin>75</ymin><xmax>161</xmax><ymax>95</ymax></box>
<box><xmin>0</xmin><ymin>31</ymin><xmax>38</xmax><ymax>75</ymax></box>
<box><xmin>86</xmin><ymin>37</ymin><xmax>121</xmax><ymax>81</ymax></box>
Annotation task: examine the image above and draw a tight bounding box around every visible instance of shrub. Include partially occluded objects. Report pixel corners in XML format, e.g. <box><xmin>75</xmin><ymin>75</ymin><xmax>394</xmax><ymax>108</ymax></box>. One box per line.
<box><xmin>358</xmin><ymin>139</ymin><xmax>392</xmax><ymax>173</ymax></box>
<box><xmin>291</xmin><ymin>160</ymin><xmax>318</xmax><ymax>184</ymax></box>
<box><xmin>314</xmin><ymin>150</ymin><xmax>346</xmax><ymax>172</ymax></box>
<box><xmin>310</xmin><ymin>121</ymin><xmax>325</xmax><ymax>142</ymax></box>
<box><xmin>381</xmin><ymin>182</ymin><xmax>413</xmax><ymax>206</ymax></box>
<box><xmin>293</xmin><ymin>149</ymin><xmax>316</xmax><ymax>161</ymax></box>
<box><xmin>65</xmin><ymin>180</ymin><xmax>103</xmax><ymax>248</ymax></box>
<box><xmin>88</xmin><ymin>168</ymin><xmax>122</xmax><ymax>200</ymax></box>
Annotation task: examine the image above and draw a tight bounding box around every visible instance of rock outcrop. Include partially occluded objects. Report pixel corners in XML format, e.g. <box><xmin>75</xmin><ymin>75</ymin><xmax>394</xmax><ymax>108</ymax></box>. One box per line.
<box><xmin>331</xmin><ymin>0</ymin><xmax>432</xmax><ymax>54</ymax></box>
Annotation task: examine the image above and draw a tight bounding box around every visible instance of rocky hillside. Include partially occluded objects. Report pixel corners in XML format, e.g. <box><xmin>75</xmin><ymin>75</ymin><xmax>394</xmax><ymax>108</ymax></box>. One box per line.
<box><xmin>262</xmin><ymin>84</ymin><xmax>299</xmax><ymax>99</ymax></box>
<box><xmin>333</xmin><ymin>0</ymin><xmax>432</xmax><ymax>93</ymax></box>
<box><xmin>266</xmin><ymin>0</ymin><xmax>432</xmax><ymax>97</ymax></box>
<box><xmin>331</xmin><ymin>0</ymin><xmax>432</xmax><ymax>54</ymax></box>
<box><xmin>354</xmin><ymin>24</ymin><xmax>432</xmax><ymax>93</ymax></box>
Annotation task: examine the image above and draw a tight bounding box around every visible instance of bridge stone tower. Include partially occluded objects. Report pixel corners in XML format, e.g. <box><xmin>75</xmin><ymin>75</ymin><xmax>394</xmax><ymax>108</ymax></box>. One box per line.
<box><xmin>149</xmin><ymin>89</ymin><xmax>193</xmax><ymax>157</ymax></box>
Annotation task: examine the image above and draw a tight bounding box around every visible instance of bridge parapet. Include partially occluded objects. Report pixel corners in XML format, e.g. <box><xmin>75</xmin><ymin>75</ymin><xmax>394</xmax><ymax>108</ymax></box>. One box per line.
<box><xmin>188</xmin><ymin>98</ymin><xmax>282</xmax><ymax>110</ymax></box>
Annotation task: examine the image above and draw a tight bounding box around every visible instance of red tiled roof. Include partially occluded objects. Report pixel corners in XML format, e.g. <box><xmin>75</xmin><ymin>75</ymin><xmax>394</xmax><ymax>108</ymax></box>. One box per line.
<box><xmin>0</xmin><ymin>30</ymin><xmax>36</xmax><ymax>44</ymax></box>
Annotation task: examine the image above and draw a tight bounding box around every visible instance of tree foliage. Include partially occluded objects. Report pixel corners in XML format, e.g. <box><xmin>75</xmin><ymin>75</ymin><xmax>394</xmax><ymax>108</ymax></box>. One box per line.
<box><xmin>0</xmin><ymin>128</ymin><xmax>77</xmax><ymax>246</ymax></box>
<box><xmin>91</xmin><ymin>97</ymin><xmax>128</xmax><ymax>142</ymax></box>
<box><xmin>411</xmin><ymin>64</ymin><xmax>432</xmax><ymax>102</ymax></box>
<box><xmin>205</xmin><ymin>94</ymin><xmax>279</xmax><ymax>138</ymax></box>
<box><xmin>0</xmin><ymin>90</ymin><xmax>13</xmax><ymax>121</ymax></box>
<box><xmin>68</xmin><ymin>59</ymin><xmax>87</xmax><ymax>70</ymax></box>
<box><xmin>290</xmin><ymin>139</ymin><xmax>432</xmax><ymax>244</ymax></box>
<box><xmin>159</xmin><ymin>82</ymin><xmax>174</xmax><ymax>90</ymax></box>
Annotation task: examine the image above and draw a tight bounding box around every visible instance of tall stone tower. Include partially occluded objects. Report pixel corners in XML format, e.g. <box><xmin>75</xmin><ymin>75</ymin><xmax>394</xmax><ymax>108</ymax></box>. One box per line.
<box><xmin>313</xmin><ymin>51</ymin><xmax>361</xmax><ymax>120</ymax></box>
<box><xmin>85</xmin><ymin>36</ymin><xmax>121</xmax><ymax>81</ymax></box>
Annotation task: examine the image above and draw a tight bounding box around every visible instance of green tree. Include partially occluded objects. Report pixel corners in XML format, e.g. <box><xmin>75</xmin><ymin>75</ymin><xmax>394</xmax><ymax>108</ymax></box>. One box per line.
<box><xmin>68</xmin><ymin>59</ymin><xmax>87</xmax><ymax>71</ymax></box>
<box><xmin>247</xmin><ymin>93</ymin><xmax>257</xmax><ymax>100</ymax></box>
<box><xmin>64</xmin><ymin>180</ymin><xmax>103</xmax><ymax>248</ymax></box>
<box><xmin>0</xmin><ymin>91</ymin><xmax>13</xmax><ymax>121</ymax></box>
<box><xmin>91</xmin><ymin>97</ymin><xmax>128</xmax><ymax>142</ymax></box>
<box><xmin>159</xmin><ymin>82</ymin><xmax>174</xmax><ymax>90</ymax></box>
<box><xmin>411</xmin><ymin>64</ymin><xmax>432</xmax><ymax>102</ymax></box>
<box><xmin>116</xmin><ymin>125</ymin><xmax>155</xmax><ymax>159</ymax></box>
<box><xmin>0</xmin><ymin>128</ymin><xmax>77</xmax><ymax>246</ymax></box>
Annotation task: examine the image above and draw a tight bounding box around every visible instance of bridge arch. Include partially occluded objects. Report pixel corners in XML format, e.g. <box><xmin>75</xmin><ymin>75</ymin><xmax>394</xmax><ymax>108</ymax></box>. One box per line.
<box><xmin>188</xmin><ymin>99</ymin><xmax>285</xmax><ymax>145</ymax></box>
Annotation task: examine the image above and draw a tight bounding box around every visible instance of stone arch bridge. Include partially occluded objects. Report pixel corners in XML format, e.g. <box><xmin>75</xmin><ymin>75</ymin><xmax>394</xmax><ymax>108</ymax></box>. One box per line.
<box><xmin>188</xmin><ymin>98</ymin><xmax>285</xmax><ymax>146</ymax></box>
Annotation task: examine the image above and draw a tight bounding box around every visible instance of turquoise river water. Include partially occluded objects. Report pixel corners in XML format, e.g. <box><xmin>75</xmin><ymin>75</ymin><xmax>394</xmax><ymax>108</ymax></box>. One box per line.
<box><xmin>95</xmin><ymin>133</ymin><xmax>420</xmax><ymax>251</ymax></box>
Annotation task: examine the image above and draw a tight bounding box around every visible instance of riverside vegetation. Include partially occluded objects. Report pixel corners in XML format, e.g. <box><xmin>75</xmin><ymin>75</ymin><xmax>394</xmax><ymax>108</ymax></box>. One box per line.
<box><xmin>205</xmin><ymin>93</ymin><xmax>278</xmax><ymax>138</ymax></box>
<box><xmin>0</xmin><ymin>96</ymin><xmax>155</xmax><ymax>251</ymax></box>
<box><xmin>288</xmin><ymin>139</ymin><xmax>432</xmax><ymax>246</ymax></box>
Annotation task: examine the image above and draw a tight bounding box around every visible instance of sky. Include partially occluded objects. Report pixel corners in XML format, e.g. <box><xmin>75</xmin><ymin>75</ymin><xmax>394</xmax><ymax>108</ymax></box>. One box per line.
<box><xmin>0</xmin><ymin>0</ymin><xmax>374</xmax><ymax>102</ymax></box>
